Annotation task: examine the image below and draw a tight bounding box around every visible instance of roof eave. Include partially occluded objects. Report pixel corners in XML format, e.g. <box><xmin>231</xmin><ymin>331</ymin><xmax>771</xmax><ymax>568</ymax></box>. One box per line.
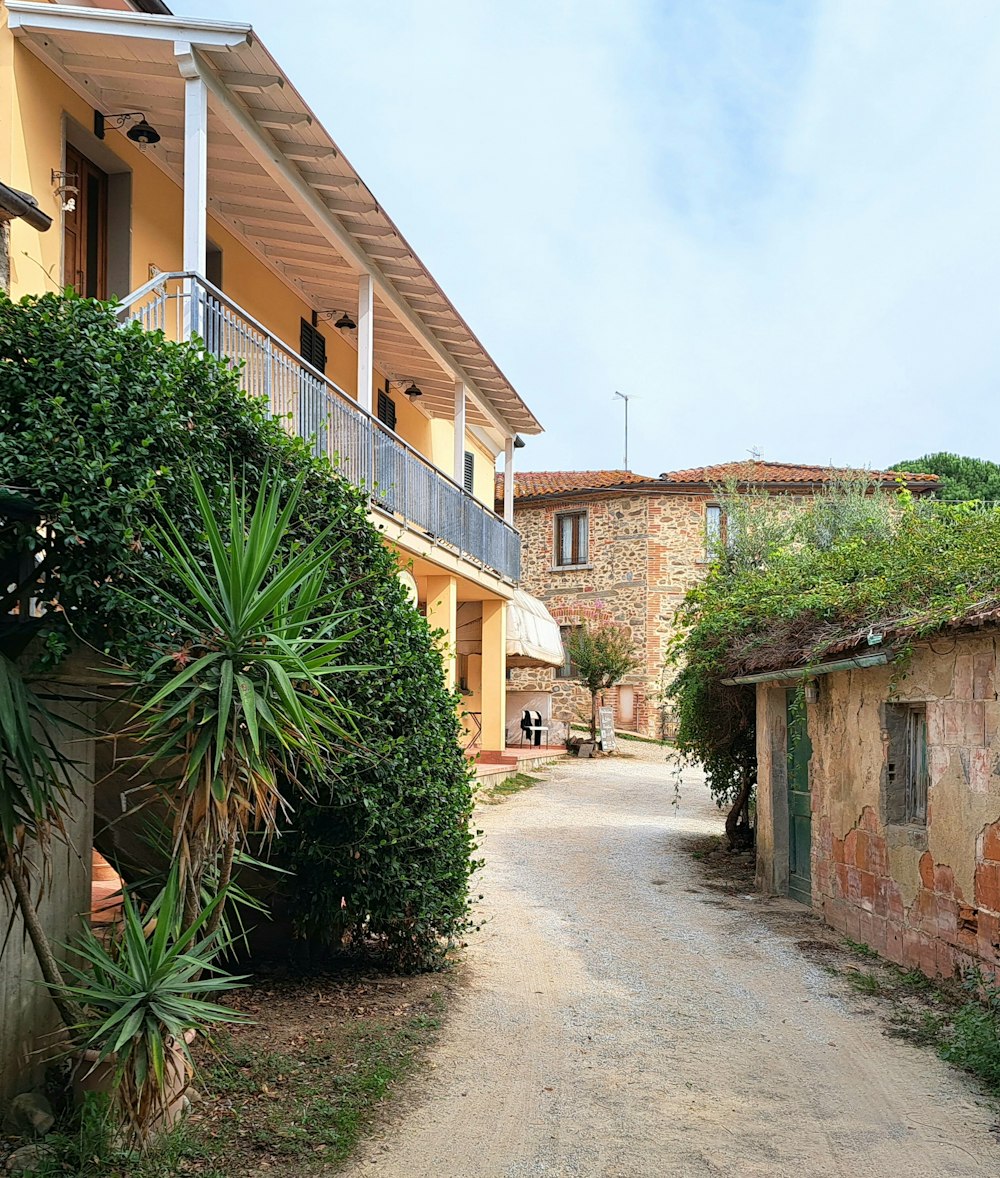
<box><xmin>5</xmin><ymin>0</ymin><xmax>540</xmax><ymax>438</ymax></box>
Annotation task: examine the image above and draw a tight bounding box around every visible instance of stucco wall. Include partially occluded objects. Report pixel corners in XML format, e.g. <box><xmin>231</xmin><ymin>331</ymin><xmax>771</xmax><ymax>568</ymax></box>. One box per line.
<box><xmin>1</xmin><ymin>23</ymin><xmax>498</xmax><ymax>513</ymax></box>
<box><xmin>758</xmin><ymin>633</ymin><xmax>1000</xmax><ymax>981</ymax></box>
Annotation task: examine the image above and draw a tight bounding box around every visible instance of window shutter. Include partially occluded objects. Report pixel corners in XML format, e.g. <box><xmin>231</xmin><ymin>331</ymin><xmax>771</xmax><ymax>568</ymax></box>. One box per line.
<box><xmin>463</xmin><ymin>451</ymin><xmax>475</xmax><ymax>494</ymax></box>
<box><xmin>377</xmin><ymin>390</ymin><xmax>397</xmax><ymax>431</ymax></box>
<box><xmin>299</xmin><ymin>319</ymin><xmax>327</xmax><ymax>374</ymax></box>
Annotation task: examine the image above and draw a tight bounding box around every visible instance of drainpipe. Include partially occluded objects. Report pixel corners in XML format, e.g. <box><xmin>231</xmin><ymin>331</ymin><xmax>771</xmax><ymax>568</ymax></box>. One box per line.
<box><xmin>720</xmin><ymin>651</ymin><xmax>891</xmax><ymax>686</ymax></box>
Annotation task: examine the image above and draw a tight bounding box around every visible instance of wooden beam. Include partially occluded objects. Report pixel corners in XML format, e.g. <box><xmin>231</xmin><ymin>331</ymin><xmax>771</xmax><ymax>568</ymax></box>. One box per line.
<box><xmin>247</xmin><ymin>109</ymin><xmax>312</xmax><ymax>128</ymax></box>
<box><xmin>273</xmin><ymin>140</ymin><xmax>336</xmax><ymax>161</ymax></box>
<box><xmin>218</xmin><ymin>71</ymin><xmax>283</xmax><ymax>91</ymax></box>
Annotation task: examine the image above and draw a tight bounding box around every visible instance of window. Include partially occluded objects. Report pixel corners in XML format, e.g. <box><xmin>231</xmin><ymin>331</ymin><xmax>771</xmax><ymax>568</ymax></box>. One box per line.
<box><xmin>884</xmin><ymin>703</ymin><xmax>929</xmax><ymax>825</ymax></box>
<box><xmin>555</xmin><ymin>511</ymin><xmax>588</xmax><ymax>567</ymax></box>
<box><xmin>556</xmin><ymin>625</ymin><xmax>580</xmax><ymax>679</ymax></box>
<box><xmin>299</xmin><ymin>318</ymin><xmax>327</xmax><ymax>374</ymax></box>
<box><xmin>377</xmin><ymin>389</ymin><xmax>397</xmax><ymax>431</ymax></box>
<box><xmin>705</xmin><ymin>504</ymin><xmax>740</xmax><ymax>560</ymax></box>
<box><xmin>463</xmin><ymin>451</ymin><xmax>475</xmax><ymax>494</ymax></box>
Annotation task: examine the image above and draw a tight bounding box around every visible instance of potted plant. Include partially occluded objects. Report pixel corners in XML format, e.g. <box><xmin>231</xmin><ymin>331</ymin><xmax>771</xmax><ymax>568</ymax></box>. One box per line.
<box><xmin>56</xmin><ymin>867</ymin><xmax>248</xmax><ymax>1148</ymax></box>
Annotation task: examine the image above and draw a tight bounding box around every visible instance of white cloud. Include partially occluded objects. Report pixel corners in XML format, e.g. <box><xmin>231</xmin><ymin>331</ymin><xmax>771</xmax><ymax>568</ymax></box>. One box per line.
<box><xmin>186</xmin><ymin>0</ymin><xmax>1000</xmax><ymax>474</ymax></box>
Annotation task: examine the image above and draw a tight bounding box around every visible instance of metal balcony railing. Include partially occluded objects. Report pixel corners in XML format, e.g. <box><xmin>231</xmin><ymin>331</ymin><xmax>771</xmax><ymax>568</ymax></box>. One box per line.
<box><xmin>117</xmin><ymin>272</ymin><xmax>521</xmax><ymax>583</ymax></box>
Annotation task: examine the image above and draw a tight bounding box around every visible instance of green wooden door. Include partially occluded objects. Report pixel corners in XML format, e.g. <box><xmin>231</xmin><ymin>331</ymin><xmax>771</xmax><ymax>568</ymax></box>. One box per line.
<box><xmin>786</xmin><ymin>688</ymin><xmax>813</xmax><ymax>905</ymax></box>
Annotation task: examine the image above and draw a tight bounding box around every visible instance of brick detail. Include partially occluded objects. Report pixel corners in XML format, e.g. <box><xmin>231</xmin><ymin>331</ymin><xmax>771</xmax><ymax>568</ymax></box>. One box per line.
<box><xmin>824</xmin><ymin>808</ymin><xmax>1000</xmax><ymax>981</ymax></box>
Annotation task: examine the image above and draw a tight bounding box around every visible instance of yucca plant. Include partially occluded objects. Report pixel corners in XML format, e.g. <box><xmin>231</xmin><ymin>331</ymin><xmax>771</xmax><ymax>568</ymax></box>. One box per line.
<box><xmin>0</xmin><ymin>651</ymin><xmax>82</xmax><ymax>1027</ymax></box>
<box><xmin>57</xmin><ymin>866</ymin><xmax>248</xmax><ymax>1148</ymax></box>
<box><xmin>124</xmin><ymin>466</ymin><xmax>367</xmax><ymax>930</ymax></box>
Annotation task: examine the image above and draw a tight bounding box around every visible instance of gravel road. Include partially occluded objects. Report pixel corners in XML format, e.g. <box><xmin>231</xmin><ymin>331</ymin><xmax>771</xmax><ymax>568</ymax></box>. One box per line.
<box><xmin>342</xmin><ymin>747</ymin><xmax>998</xmax><ymax>1177</ymax></box>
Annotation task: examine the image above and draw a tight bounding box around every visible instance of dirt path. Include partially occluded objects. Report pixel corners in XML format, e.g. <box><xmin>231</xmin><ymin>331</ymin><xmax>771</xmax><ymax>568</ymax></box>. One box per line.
<box><xmin>341</xmin><ymin>748</ymin><xmax>997</xmax><ymax>1177</ymax></box>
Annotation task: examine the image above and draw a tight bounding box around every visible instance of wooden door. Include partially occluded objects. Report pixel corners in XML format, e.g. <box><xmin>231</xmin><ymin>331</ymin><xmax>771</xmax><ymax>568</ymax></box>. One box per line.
<box><xmin>63</xmin><ymin>145</ymin><xmax>108</xmax><ymax>299</ymax></box>
<box><xmin>786</xmin><ymin>687</ymin><xmax>813</xmax><ymax>905</ymax></box>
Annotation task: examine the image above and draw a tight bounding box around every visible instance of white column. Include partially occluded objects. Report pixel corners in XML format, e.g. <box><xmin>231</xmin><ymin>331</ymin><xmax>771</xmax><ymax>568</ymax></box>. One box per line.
<box><xmin>503</xmin><ymin>435</ymin><xmax>515</xmax><ymax>523</ymax></box>
<box><xmin>357</xmin><ymin>272</ymin><xmax>374</xmax><ymax>413</ymax></box>
<box><xmin>454</xmin><ymin>381</ymin><xmax>467</xmax><ymax>484</ymax></box>
<box><xmin>176</xmin><ymin>44</ymin><xmax>207</xmax><ymax>277</ymax></box>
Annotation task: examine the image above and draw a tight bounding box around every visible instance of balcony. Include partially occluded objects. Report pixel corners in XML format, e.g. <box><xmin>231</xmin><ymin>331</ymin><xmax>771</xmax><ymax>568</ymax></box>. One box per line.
<box><xmin>118</xmin><ymin>273</ymin><xmax>521</xmax><ymax>584</ymax></box>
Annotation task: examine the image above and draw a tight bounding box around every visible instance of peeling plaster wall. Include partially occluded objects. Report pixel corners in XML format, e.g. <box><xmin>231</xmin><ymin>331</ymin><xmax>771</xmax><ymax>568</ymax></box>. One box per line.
<box><xmin>758</xmin><ymin>632</ymin><xmax>1000</xmax><ymax>980</ymax></box>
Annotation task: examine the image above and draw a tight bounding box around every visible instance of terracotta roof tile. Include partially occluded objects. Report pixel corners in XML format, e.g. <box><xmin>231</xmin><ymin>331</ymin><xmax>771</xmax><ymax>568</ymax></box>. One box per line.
<box><xmin>659</xmin><ymin>460</ymin><xmax>939</xmax><ymax>487</ymax></box>
<box><xmin>495</xmin><ymin>469</ymin><xmax>662</xmax><ymax>502</ymax></box>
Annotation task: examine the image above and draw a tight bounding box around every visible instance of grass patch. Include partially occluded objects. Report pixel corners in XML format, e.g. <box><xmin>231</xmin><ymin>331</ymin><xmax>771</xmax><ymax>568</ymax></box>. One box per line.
<box><xmin>844</xmin><ymin>968</ymin><xmax>882</xmax><ymax>995</ymax></box>
<box><xmin>834</xmin><ymin>941</ymin><xmax>1000</xmax><ymax>1096</ymax></box>
<box><xmin>7</xmin><ymin>972</ymin><xmax>452</xmax><ymax>1177</ymax></box>
<box><xmin>480</xmin><ymin>772</ymin><xmax>542</xmax><ymax>805</ymax></box>
<box><xmin>569</xmin><ymin>723</ymin><xmax>668</xmax><ymax>747</ymax></box>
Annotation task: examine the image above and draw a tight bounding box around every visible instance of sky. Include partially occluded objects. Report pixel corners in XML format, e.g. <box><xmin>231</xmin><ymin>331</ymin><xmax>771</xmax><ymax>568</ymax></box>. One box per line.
<box><xmin>184</xmin><ymin>0</ymin><xmax>1000</xmax><ymax>477</ymax></box>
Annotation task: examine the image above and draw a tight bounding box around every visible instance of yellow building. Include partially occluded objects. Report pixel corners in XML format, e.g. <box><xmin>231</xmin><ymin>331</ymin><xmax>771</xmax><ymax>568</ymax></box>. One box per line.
<box><xmin>0</xmin><ymin>0</ymin><xmax>557</xmax><ymax>754</ymax></box>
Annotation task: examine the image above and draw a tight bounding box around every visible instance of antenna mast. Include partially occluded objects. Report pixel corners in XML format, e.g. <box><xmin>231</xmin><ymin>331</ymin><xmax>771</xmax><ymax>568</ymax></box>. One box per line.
<box><xmin>614</xmin><ymin>390</ymin><xmax>631</xmax><ymax>471</ymax></box>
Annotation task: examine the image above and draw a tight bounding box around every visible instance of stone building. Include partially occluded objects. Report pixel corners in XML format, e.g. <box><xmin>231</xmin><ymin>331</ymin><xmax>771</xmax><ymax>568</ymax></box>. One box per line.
<box><xmin>747</xmin><ymin>620</ymin><xmax>1000</xmax><ymax>982</ymax></box>
<box><xmin>499</xmin><ymin>462</ymin><xmax>938</xmax><ymax>741</ymax></box>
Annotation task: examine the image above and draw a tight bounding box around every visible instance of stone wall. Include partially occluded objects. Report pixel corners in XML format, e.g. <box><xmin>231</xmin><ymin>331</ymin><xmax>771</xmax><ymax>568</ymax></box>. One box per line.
<box><xmin>756</xmin><ymin>632</ymin><xmax>1000</xmax><ymax>981</ymax></box>
<box><xmin>510</xmin><ymin>490</ymin><xmax>714</xmax><ymax>739</ymax></box>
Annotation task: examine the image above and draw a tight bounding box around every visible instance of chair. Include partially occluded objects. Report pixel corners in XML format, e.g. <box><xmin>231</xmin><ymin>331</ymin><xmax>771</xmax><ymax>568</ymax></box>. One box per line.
<box><xmin>519</xmin><ymin>709</ymin><xmax>548</xmax><ymax>748</ymax></box>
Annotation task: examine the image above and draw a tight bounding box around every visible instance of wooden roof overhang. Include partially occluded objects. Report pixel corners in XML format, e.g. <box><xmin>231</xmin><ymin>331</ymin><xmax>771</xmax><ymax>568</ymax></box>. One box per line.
<box><xmin>7</xmin><ymin>0</ymin><xmax>541</xmax><ymax>439</ymax></box>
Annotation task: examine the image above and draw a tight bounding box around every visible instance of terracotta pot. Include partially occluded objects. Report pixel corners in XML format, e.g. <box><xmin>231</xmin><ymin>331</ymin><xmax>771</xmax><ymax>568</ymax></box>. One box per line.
<box><xmin>71</xmin><ymin>1028</ymin><xmax>196</xmax><ymax>1135</ymax></box>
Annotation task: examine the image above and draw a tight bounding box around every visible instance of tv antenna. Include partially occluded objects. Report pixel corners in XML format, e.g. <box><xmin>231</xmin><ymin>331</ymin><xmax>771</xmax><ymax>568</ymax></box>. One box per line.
<box><xmin>614</xmin><ymin>390</ymin><xmax>632</xmax><ymax>470</ymax></box>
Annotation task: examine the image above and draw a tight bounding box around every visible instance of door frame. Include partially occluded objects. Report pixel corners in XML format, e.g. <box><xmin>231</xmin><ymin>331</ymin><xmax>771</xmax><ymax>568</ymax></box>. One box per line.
<box><xmin>63</xmin><ymin>117</ymin><xmax>132</xmax><ymax>299</ymax></box>
<box><xmin>785</xmin><ymin>686</ymin><xmax>813</xmax><ymax>905</ymax></box>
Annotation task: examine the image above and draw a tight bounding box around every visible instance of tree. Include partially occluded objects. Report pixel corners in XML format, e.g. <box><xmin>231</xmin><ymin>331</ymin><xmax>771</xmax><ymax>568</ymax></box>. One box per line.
<box><xmin>891</xmin><ymin>453</ymin><xmax>1000</xmax><ymax>502</ymax></box>
<box><xmin>564</xmin><ymin>610</ymin><xmax>640</xmax><ymax>742</ymax></box>
<box><xmin>0</xmin><ymin>290</ymin><xmax>477</xmax><ymax>971</ymax></box>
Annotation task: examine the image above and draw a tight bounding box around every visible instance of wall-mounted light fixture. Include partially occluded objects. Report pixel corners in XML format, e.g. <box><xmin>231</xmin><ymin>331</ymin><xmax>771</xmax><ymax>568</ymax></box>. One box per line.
<box><xmin>403</xmin><ymin>381</ymin><xmax>423</xmax><ymax>399</ymax></box>
<box><xmin>94</xmin><ymin>111</ymin><xmax>161</xmax><ymax>147</ymax></box>
<box><xmin>513</xmin><ymin>435</ymin><xmax>526</xmax><ymax>449</ymax></box>
<box><xmin>314</xmin><ymin>309</ymin><xmax>357</xmax><ymax>330</ymax></box>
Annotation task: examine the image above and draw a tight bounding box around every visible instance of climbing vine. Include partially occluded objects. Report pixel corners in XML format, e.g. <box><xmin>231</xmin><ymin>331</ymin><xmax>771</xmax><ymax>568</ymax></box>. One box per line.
<box><xmin>666</xmin><ymin>477</ymin><xmax>1000</xmax><ymax>845</ymax></box>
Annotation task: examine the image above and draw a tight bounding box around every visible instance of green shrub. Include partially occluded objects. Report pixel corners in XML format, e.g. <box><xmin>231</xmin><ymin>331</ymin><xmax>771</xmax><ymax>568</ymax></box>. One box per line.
<box><xmin>941</xmin><ymin>973</ymin><xmax>1000</xmax><ymax>1088</ymax></box>
<box><xmin>0</xmin><ymin>291</ymin><xmax>477</xmax><ymax>968</ymax></box>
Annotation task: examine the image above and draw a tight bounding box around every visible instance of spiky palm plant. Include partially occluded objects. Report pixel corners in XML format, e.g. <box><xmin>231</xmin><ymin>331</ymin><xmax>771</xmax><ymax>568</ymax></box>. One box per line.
<box><xmin>58</xmin><ymin>866</ymin><xmax>248</xmax><ymax>1148</ymax></box>
<box><xmin>126</xmin><ymin>466</ymin><xmax>367</xmax><ymax>930</ymax></box>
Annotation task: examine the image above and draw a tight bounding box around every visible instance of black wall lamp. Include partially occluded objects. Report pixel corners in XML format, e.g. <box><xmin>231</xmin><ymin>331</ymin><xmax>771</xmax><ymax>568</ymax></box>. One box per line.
<box><xmin>94</xmin><ymin>111</ymin><xmax>161</xmax><ymax>146</ymax></box>
<box><xmin>513</xmin><ymin>435</ymin><xmax>526</xmax><ymax>449</ymax></box>
<box><xmin>314</xmin><ymin>309</ymin><xmax>357</xmax><ymax>330</ymax></box>
<box><xmin>404</xmin><ymin>382</ymin><xmax>423</xmax><ymax>399</ymax></box>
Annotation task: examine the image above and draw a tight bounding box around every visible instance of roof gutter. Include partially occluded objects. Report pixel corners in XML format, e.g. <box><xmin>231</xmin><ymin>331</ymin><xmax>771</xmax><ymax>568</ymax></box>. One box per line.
<box><xmin>721</xmin><ymin>651</ymin><xmax>891</xmax><ymax>686</ymax></box>
<box><xmin>0</xmin><ymin>182</ymin><xmax>52</xmax><ymax>232</ymax></box>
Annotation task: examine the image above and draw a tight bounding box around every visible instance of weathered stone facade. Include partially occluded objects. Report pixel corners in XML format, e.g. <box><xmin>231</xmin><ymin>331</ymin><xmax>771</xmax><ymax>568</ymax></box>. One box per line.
<box><xmin>755</xmin><ymin>632</ymin><xmax>1000</xmax><ymax>981</ymax></box>
<box><xmin>507</xmin><ymin>464</ymin><xmax>939</xmax><ymax>742</ymax></box>
<box><xmin>509</xmin><ymin>489</ymin><xmax>712</xmax><ymax>739</ymax></box>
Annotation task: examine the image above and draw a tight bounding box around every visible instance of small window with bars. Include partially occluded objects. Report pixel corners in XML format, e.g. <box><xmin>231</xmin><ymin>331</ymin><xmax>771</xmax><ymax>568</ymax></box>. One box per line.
<box><xmin>884</xmin><ymin>703</ymin><xmax>929</xmax><ymax>826</ymax></box>
<box><xmin>377</xmin><ymin>389</ymin><xmax>397</xmax><ymax>431</ymax></box>
<box><xmin>299</xmin><ymin>318</ymin><xmax>327</xmax><ymax>374</ymax></box>
<box><xmin>463</xmin><ymin>451</ymin><xmax>475</xmax><ymax>494</ymax></box>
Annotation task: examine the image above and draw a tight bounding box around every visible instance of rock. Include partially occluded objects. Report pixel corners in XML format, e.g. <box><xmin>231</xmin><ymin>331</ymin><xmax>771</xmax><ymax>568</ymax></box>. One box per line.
<box><xmin>2</xmin><ymin>1093</ymin><xmax>55</xmax><ymax>1139</ymax></box>
<box><xmin>5</xmin><ymin>1144</ymin><xmax>54</xmax><ymax>1175</ymax></box>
